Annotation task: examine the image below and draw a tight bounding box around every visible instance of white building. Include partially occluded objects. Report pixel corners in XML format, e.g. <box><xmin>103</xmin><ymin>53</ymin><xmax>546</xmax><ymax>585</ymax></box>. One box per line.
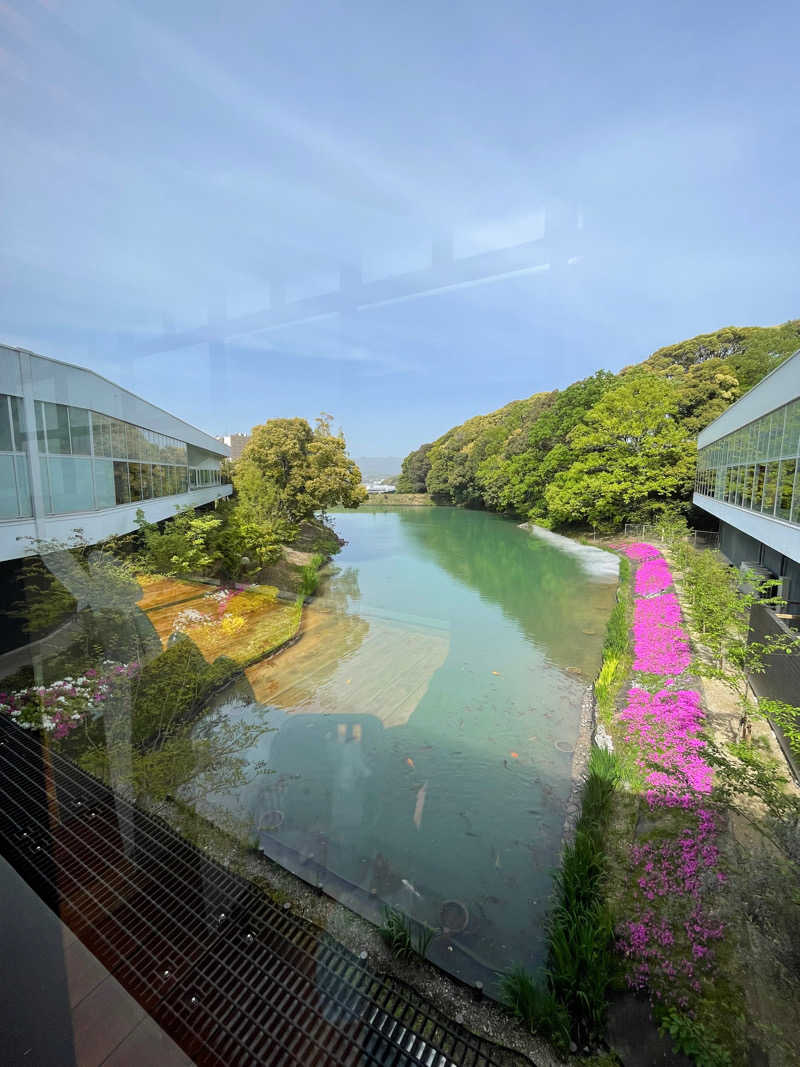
<box><xmin>215</xmin><ymin>432</ymin><xmax>251</xmax><ymax>461</ymax></box>
<box><xmin>0</xmin><ymin>345</ymin><xmax>231</xmax><ymax>562</ymax></box>
<box><xmin>693</xmin><ymin>349</ymin><xmax>800</xmax><ymax>605</ymax></box>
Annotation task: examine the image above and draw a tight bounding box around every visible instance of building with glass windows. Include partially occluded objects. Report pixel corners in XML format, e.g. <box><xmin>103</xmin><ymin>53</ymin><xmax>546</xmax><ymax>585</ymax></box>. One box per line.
<box><xmin>694</xmin><ymin>349</ymin><xmax>800</xmax><ymax>605</ymax></box>
<box><xmin>0</xmin><ymin>345</ymin><xmax>231</xmax><ymax>562</ymax></box>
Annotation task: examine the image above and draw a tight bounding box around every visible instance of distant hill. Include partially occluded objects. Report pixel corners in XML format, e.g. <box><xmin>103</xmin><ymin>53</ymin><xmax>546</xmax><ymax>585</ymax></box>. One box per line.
<box><xmin>353</xmin><ymin>457</ymin><xmax>403</xmax><ymax>481</ymax></box>
<box><xmin>397</xmin><ymin>320</ymin><xmax>800</xmax><ymax>530</ymax></box>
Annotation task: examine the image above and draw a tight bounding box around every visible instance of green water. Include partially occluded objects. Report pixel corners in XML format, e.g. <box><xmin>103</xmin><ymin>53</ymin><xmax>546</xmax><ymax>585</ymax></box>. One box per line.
<box><xmin>191</xmin><ymin>509</ymin><xmax>618</xmax><ymax>987</ymax></box>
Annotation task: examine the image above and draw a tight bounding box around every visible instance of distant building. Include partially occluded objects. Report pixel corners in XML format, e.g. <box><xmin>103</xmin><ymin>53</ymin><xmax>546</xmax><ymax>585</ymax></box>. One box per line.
<box><xmin>216</xmin><ymin>433</ymin><xmax>250</xmax><ymax>461</ymax></box>
<box><xmin>0</xmin><ymin>344</ymin><xmax>231</xmax><ymax>562</ymax></box>
<box><xmin>364</xmin><ymin>482</ymin><xmax>396</xmax><ymax>493</ymax></box>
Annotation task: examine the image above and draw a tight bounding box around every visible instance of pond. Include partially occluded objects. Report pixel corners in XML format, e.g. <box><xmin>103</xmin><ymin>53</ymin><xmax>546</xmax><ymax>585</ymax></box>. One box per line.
<box><xmin>184</xmin><ymin>509</ymin><xmax>618</xmax><ymax>989</ymax></box>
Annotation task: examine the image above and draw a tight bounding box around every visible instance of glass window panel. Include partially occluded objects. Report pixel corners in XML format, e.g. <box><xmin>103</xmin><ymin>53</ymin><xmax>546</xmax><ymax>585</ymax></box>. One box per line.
<box><xmin>151</xmin><ymin>464</ymin><xmax>163</xmax><ymax>497</ymax></box>
<box><xmin>42</xmin><ymin>402</ymin><xmax>71</xmax><ymax>454</ymax></box>
<box><xmin>761</xmin><ymin>462</ymin><xmax>778</xmax><ymax>514</ymax></box>
<box><xmin>178</xmin><ymin>468</ymin><xmax>188</xmax><ymax>493</ymax></box>
<box><xmin>67</xmin><ymin>406</ymin><xmax>91</xmax><ymax>454</ymax></box>
<box><xmin>752</xmin><ymin>464</ymin><xmax>766</xmax><ymax>511</ymax></box>
<box><xmin>10</xmin><ymin>395</ymin><xmax>25</xmax><ymax>449</ymax></box>
<box><xmin>776</xmin><ymin>460</ymin><xmax>796</xmax><ymax>522</ymax></box>
<box><xmin>47</xmin><ymin>456</ymin><xmax>94</xmax><ymax>513</ymax></box>
<box><xmin>91</xmin><ymin>412</ymin><xmax>112</xmax><ymax>457</ymax></box>
<box><xmin>39</xmin><ymin>455</ymin><xmax>50</xmax><ymax>512</ymax></box>
<box><xmin>111</xmin><ymin>419</ymin><xmax>128</xmax><ymax>458</ymax></box>
<box><xmin>14</xmin><ymin>455</ymin><xmax>31</xmax><ymax>516</ymax></box>
<box><xmin>93</xmin><ymin>458</ymin><xmax>116</xmax><ymax>508</ymax></box>
<box><xmin>0</xmin><ymin>396</ymin><xmax>12</xmax><ymax>451</ymax></box>
<box><xmin>113</xmin><ymin>461</ymin><xmax>130</xmax><ymax>504</ymax></box>
<box><xmin>140</xmin><ymin>463</ymin><xmax>153</xmax><ymax>499</ymax></box>
<box><xmin>783</xmin><ymin>400</ymin><xmax>800</xmax><ymax>459</ymax></box>
<box><xmin>740</xmin><ymin>465</ymin><xmax>754</xmax><ymax>509</ymax></box>
<box><xmin>128</xmin><ymin>461</ymin><xmax>142</xmax><ymax>501</ymax></box>
<box><xmin>0</xmin><ymin>454</ymin><xmax>18</xmax><ymax>517</ymax></box>
<box><xmin>35</xmin><ymin>400</ymin><xmax>47</xmax><ymax>450</ymax></box>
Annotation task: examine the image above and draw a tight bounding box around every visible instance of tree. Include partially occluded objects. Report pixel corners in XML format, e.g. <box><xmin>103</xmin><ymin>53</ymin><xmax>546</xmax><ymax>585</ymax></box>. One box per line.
<box><xmin>396</xmin><ymin>443</ymin><xmax>433</xmax><ymax>493</ymax></box>
<box><xmin>544</xmin><ymin>373</ymin><xmax>695</xmax><ymax>529</ymax></box>
<box><xmin>235</xmin><ymin>414</ymin><xmax>366</xmax><ymax>524</ymax></box>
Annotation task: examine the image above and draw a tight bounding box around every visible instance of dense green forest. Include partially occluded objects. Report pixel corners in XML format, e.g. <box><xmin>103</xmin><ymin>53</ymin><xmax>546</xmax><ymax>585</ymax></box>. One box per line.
<box><xmin>396</xmin><ymin>321</ymin><xmax>800</xmax><ymax>530</ymax></box>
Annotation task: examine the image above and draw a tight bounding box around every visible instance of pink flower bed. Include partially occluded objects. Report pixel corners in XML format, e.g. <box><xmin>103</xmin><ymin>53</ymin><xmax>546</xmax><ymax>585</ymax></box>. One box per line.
<box><xmin>632</xmin><ymin>594</ymin><xmax>691</xmax><ymax>676</ymax></box>
<box><xmin>634</xmin><ymin>556</ymin><xmax>673</xmax><ymax>597</ymax></box>
<box><xmin>618</xmin><ymin>688</ymin><xmax>712</xmax><ymax>793</ymax></box>
<box><xmin>615</xmin><ymin>542</ymin><xmax>723</xmax><ymax>1003</ymax></box>
<box><xmin>624</xmin><ymin>542</ymin><xmax>662</xmax><ymax>561</ymax></box>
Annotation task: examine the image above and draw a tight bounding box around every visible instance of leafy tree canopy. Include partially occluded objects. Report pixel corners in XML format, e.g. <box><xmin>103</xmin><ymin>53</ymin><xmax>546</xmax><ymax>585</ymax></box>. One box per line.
<box><xmin>398</xmin><ymin>319</ymin><xmax>799</xmax><ymax>530</ymax></box>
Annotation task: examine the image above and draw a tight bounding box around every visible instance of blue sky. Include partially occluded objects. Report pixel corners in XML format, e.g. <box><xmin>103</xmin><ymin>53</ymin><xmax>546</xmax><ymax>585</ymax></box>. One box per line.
<box><xmin>2</xmin><ymin>0</ymin><xmax>799</xmax><ymax>457</ymax></box>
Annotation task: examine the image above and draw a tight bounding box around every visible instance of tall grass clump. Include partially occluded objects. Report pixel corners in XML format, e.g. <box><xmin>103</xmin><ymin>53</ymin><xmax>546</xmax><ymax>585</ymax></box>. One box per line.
<box><xmin>379</xmin><ymin>907</ymin><xmax>434</xmax><ymax>961</ymax></box>
<box><xmin>500</xmin><ymin>966</ymin><xmax>570</xmax><ymax>1054</ymax></box>
<box><xmin>299</xmin><ymin>553</ymin><xmax>324</xmax><ymax>596</ymax></box>
<box><xmin>500</xmin><ymin>746</ymin><xmax>621</xmax><ymax>1053</ymax></box>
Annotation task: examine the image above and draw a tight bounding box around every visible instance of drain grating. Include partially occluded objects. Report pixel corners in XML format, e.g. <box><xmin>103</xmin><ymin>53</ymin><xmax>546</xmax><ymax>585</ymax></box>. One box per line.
<box><xmin>0</xmin><ymin>717</ymin><xmax>506</xmax><ymax>1066</ymax></box>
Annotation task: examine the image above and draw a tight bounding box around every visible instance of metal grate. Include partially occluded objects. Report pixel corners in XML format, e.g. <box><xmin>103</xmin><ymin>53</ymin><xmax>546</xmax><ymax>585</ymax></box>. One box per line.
<box><xmin>0</xmin><ymin>718</ymin><xmax>507</xmax><ymax>1066</ymax></box>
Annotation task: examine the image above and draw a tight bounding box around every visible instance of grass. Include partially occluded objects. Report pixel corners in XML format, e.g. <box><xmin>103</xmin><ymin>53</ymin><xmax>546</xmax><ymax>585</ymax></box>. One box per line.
<box><xmin>499</xmin><ymin>747</ymin><xmax>622</xmax><ymax>1052</ymax></box>
<box><xmin>595</xmin><ymin>555</ymin><xmax>632</xmax><ymax>727</ymax></box>
<box><xmin>379</xmin><ymin>907</ymin><xmax>435</xmax><ymax>962</ymax></box>
<box><xmin>499</xmin><ymin>966</ymin><xmax>570</xmax><ymax>1054</ymax></box>
<box><xmin>299</xmin><ymin>553</ymin><xmax>325</xmax><ymax>596</ymax></box>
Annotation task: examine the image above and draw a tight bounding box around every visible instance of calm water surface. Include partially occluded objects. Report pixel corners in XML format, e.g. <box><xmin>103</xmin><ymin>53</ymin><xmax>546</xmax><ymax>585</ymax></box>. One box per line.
<box><xmin>189</xmin><ymin>509</ymin><xmax>617</xmax><ymax>986</ymax></box>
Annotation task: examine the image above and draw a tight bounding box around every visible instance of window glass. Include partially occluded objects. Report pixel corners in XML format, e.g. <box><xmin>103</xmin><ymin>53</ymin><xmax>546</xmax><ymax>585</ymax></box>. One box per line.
<box><xmin>128</xmin><ymin>461</ymin><xmax>143</xmax><ymax>501</ymax></box>
<box><xmin>761</xmin><ymin>462</ymin><xmax>778</xmax><ymax>514</ymax></box>
<box><xmin>68</xmin><ymin>406</ymin><xmax>92</xmax><ymax>454</ymax></box>
<box><xmin>784</xmin><ymin>400</ymin><xmax>800</xmax><ymax>459</ymax></box>
<box><xmin>14</xmin><ymin>455</ymin><xmax>31</xmax><ymax>516</ymax></box>
<box><xmin>178</xmin><ymin>467</ymin><xmax>188</xmax><ymax>493</ymax></box>
<box><xmin>42</xmin><ymin>402</ymin><xmax>71</xmax><ymax>454</ymax></box>
<box><xmin>93</xmin><ymin>459</ymin><xmax>116</xmax><ymax>508</ymax></box>
<box><xmin>91</xmin><ymin>412</ymin><xmax>113</xmax><ymax>457</ymax></box>
<box><xmin>752</xmin><ymin>464</ymin><xmax>766</xmax><ymax>510</ymax></box>
<box><xmin>35</xmin><ymin>400</ymin><xmax>47</xmax><ymax>450</ymax></box>
<box><xmin>0</xmin><ymin>396</ymin><xmax>12</xmax><ymax>451</ymax></box>
<box><xmin>740</xmin><ymin>465</ymin><xmax>755</xmax><ymax>509</ymax></box>
<box><xmin>113</xmin><ymin>461</ymin><xmax>130</xmax><ymax>504</ymax></box>
<box><xmin>110</xmin><ymin>419</ymin><xmax>128</xmax><ymax>458</ymax></box>
<box><xmin>10</xmin><ymin>395</ymin><xmax>25</xmax><ymax>449</ymax></box>
<box><xmin>47</xmin><ymin>456</ymin><xmax>94</xmax><ymax>513</ymax></box>
<box><xmin>0</xmin><ymin>454</ymin><xmax>18</xmax><ymax>517</ymax></box>
<box><xmin>776</xmin><ymin>460</ymin><xmax>796</xmax><ymax>521</ymax></box>
<box><xmin>151</xmin><ymin>464</ymin><xmax>163</xmax><ymax>497</ymax></box>
<box><xmin>39</xmin><ymin>456</ymin><xmax>50</xmax><ymax>512</ymax></box>
<box><xmin>140</xmin><ymin>463</ymin><xmax>153</xmax><ymax>499</ymax></box>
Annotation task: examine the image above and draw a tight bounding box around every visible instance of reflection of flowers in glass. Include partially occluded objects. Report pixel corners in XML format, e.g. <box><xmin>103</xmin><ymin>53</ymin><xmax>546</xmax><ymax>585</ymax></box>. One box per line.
<box><xmin>0</xmin><ymin>662</ymin><xmax>140</xmax><ymax>739</ymax></box>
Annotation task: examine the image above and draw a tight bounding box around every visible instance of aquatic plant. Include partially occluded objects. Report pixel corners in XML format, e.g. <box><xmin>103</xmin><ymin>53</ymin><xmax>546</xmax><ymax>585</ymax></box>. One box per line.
<box><xmin>379</xmin><ymin>906</ymin><xmax>434</xmax><ymax>961</ymax></box>
<box><xmin>499</xmin><ymin>966</ymin><xmax>570</xmax><ymax>1054</ymax></box>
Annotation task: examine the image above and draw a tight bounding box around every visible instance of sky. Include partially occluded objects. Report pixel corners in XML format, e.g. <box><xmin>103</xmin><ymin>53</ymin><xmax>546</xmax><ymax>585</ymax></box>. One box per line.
<box><xmin>2</xmin><ymin>0</ymin><xmax>799</xmax><ymax>457</ymax></box>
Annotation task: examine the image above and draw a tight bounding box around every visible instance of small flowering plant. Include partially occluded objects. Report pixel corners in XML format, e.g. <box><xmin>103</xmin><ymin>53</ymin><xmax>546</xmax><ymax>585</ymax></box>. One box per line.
<box><xmin>0</xmin><ymin>661</ymin><xmax>140</xmax><ymax>739</ymax></box>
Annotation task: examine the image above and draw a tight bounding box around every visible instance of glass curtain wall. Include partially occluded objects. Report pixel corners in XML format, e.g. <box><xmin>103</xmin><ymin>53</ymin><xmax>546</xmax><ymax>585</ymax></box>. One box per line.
<box><xmin>696</xmin><ymin>398</ymin><xmax>800</xmax><ymax>526</ymax></box>
<box><xmin>0</xmin><ymin>393</ymin><xmax>32</xmax><ymax>518</ymax></box>
<box><xmin>0</xmin><ymin>395</ymin><xmax>220</xmax><ymax>517</ymax></box>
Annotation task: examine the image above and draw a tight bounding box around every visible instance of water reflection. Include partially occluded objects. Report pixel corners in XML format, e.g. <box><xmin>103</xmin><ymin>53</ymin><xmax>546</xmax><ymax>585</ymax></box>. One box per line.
<box><xmin>1</xmin><ymin>511</ymin><xmax>617</xmax><ymax>992</ymax></box>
